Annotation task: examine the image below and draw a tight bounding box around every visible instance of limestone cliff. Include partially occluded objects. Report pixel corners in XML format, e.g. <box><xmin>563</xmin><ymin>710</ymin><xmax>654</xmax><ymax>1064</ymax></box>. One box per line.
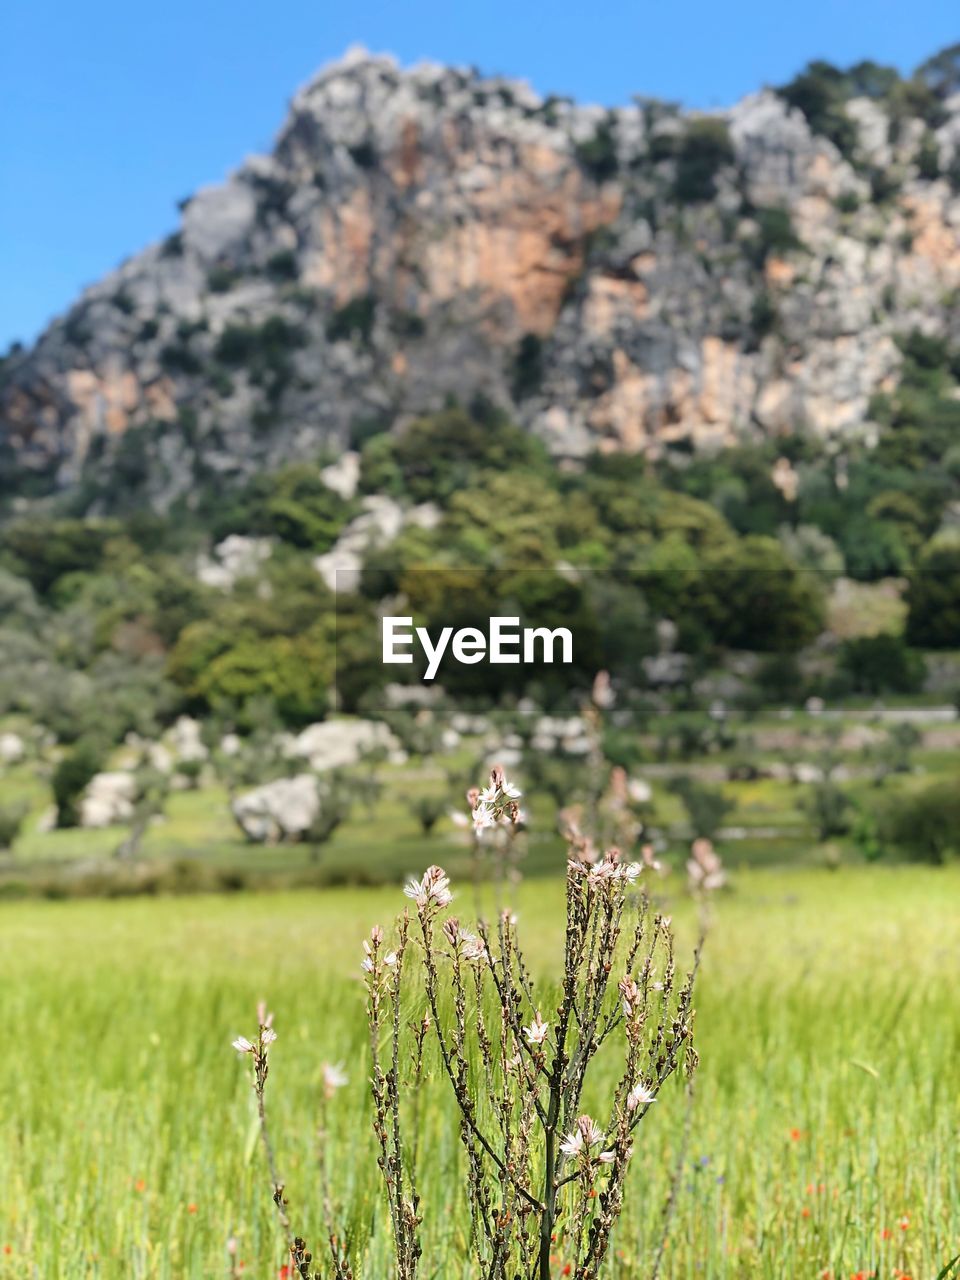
<box><xmin>2</xmin><ymin>46</ymin><xmax>959</xmax><ymax>508</ymax></box>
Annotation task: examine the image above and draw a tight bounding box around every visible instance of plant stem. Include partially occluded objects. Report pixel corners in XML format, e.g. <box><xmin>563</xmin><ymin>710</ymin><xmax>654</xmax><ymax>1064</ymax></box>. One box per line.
<box><xmin>539</xmin><ymin>1084</ymin><xmax>560</xmax><ymax>1280</ymax></box>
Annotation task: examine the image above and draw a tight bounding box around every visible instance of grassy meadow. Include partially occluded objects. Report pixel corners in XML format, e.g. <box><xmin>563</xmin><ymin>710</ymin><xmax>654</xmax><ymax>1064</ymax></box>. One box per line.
<box><xmin>1</xmin><ymin>866</ymin><xmax>958</xmax><ymax>1279</ymax></box>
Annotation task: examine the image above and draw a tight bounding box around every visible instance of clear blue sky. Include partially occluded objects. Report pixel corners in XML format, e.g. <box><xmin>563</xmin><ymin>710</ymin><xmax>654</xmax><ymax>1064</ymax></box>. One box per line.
<box><xmin>2</xmin><ymin>0</ymin><xmax>956</xmax><ymax>350</ymax></box>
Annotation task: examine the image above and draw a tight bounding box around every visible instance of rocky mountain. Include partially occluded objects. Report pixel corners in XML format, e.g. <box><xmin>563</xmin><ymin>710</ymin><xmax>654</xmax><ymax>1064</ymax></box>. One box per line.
<box><xmin>2</xmin><ymin>45</ymin><xmax>960</xmax><ymax>509</ymax></box>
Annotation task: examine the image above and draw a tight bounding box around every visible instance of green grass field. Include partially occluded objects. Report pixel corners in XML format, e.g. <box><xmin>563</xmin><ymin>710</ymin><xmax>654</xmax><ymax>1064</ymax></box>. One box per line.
<box><xmin>1</xmin><ymin>865</ymin><xmax>958</xmax><ymax>1279</ymax></box>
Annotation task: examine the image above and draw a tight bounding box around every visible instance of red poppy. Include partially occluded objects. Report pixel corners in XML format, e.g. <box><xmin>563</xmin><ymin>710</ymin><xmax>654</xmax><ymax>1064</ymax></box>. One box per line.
<box><xmin>789</xmin><ymin>1128</ymin><xmax>802</xmax><ymax>1141</ymax></box>
<box><xmin>187</xmin><ymin>1203</ymin><xmax>198</xmax><ymax>1215</ymax></box>
<box><xmin>134</xmin><ymin>1179</ymin><xmax>146</xmax><ymax>1194</ymax></box>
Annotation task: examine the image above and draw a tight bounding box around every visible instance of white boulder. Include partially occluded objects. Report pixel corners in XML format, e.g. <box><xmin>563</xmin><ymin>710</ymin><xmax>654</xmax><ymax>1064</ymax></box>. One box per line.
<box><xmin>231</xmin><ymin>774</ymin><xmax>320</xmax><ymax>843</ymax></box>
<box><xmin>0</xmin><ymin>733</ymin><xmax>24</xmax><ymax>765</ymax></box>
<box><xmin>285</xmin><ymin>718</ymin><xmax>400</xmax><ymax>771</ymax></box>
<box><xmin>321</xmin><ymin>451</ymin><xmax>361</xmax><ymax>499</ymax></box>
<box><xmin>314</xmin><ymin>497</ymin><xmax>441</xmax><ymax>592</ymax></box>
<box><xmin>81</xmin><ymin>772</ymin><xmax>137</xmax><ymax>828</ymax></box>
<box><xmin>167</xmin><ymin>716</ymin><xmax>209</xmax><ymax>763</ymax></box>
<box><xmin>196</xmin><ymin>535</ymin><xmax>272</xmax><ymax>590</ymax></box>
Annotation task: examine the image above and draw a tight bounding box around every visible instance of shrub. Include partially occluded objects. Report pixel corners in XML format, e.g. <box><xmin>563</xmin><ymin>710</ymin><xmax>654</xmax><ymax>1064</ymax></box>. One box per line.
<box><xmin>804</xmin><ymin>782</ymin><xmax>852</xmax><ymax>842</ymax></box>
<box><xmin>1</xmin><ymin>518</ymin><xmax>121</xmax><ymax>594</ymax></box>
<box><xmin>838</xmin><ymin>634</ymin><xmax>926</xmax><ymax>695</ymax></box>
<box><xmin>755</xmin><ymin>652</ymin><xmax>807</xmax><ymax>704</ymax></box>
<box><xmin>160</xmin><ymin>341</ymin><xmax>203</xmax><ymax>376</ymax></box>
<box><xmin>409</xmin><ymin>794</ymin><xmax>448</xmax><ymax>836</ymax></box>
<box><xmin>348</xmin><ymin>139</ymin><xmax>377</xmax><ymax>169</ymax></box>
<box><xmin>748</xmin><ymin>291</ymin><xmax>779</xmax><ymax>344</ymax></box>
<box><xmin>207</xmin><ymin>264</ymin><xmax>241</xmax><ymax>293</ymax></box>
<box><xmin>215</xmin><ymin>316</ymin><xmax>305</xmax><ymax>367</ymax></box>
<box><xmin>0</xmin><ymin>803</ymin><xmax>27</xmax><ymax>851</ymax></box>
<box><xmin>511</xmin><ymin>332</ymin><xmax>544</xmax><ymax>399</ymax></box>
<box><xmin>667</xmin><ymin>776</ymin><xmax>732</xmax><ymax>840</ymax></box>
<box><xmin>326</xmin><ymin>294</ymin><xmax>376</xmax><ymax>344</ymax></box>
<box><xmin>373</xmin><ymin>407</ymin><xmax>548</xmax><ymax>504</ymax></box>
<box><xmin>52</xmin><ymin>739</ymin><xmax>104</xmax><ymax>829</ymax></box>
<box><xmin>673</xmin><ymin>119</ymin><xmax>735</xmax><ymax>202</ymax></box>
<box><xmin>213</xmin><ymin>316</ymin><xmax>306</xmax><ymax>401</ymax></box>
<box><xmin>881</xmin><ymin>780</ymin><xmax>960</xmax><ymax>864</ymax></box>
<box><xmin>744</xmin><ymin>206</ymin><xmax>804</xmax><ymax>267</ymax></box>
<box><xmin>575</xmin><ymin>118</ymin><xmax>619</xmax><ymax>182</ymax></box>
<box><xmin>777</xmin><ymin>61</ymin><xmax>859</xmax><ymax>159</ymax></box>
<box><xmin>906</xmin><ymin>535</ymin><xmax>960</xmax><ymax>647</ymax></box>
<box><xmin>916</xmin><ymin>133</ymin><xmax>940</xmax><ymax>179</ymax></box>
<box><xmin>390</xmin><ymin>310</ymin><xmax>426</xmax><ymax>339</ymax></box>
<box><xmin>266</xmin><ymin>250</ymin><xmax>298</xmax><ymax>282</ymax></box>
<box><xmin>304</xmin><ymin>778</ymin><xmax>352</xmax><ymax>859</ymax></box>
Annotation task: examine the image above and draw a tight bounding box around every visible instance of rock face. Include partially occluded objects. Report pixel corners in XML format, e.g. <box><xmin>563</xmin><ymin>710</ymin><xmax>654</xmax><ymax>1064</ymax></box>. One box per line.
<box><xmin>2</xmin><ymin>48</ymin><xmax>960</xmax><ymax>505</ymax></box>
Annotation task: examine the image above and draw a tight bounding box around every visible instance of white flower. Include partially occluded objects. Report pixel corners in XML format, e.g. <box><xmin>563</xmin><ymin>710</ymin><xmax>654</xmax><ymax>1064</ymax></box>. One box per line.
<box><xmin>360</xmin><ymin>956</ymin><xmax>374</xmax><ymax>974</ymax></box>
<box><xmin>561</xmin><ymin>1115</ymin><xmax>606</xmax><ymax>1159</ymax></box>
<box><xmin>588</xmin><ymin>861</ymin><xmax>618</xmax><ymax>885</ymax></box>
<box><xmin>598</xmin><ymin>1150</ymin><xmax>616</xmax><ymax>1164</ymax></box>
<box><xmin>478</xmin><ymin>784</ymin><xmax>499</xmax><ymax>805</ymax></box>
<box><xmin>472</xmin><ymin>803</ymin><xmax>496</xmax><ymax>832</ymax></box>
<box><xmin>384</xmin><ymin>950</ymin><xmax>398</xmax><ymax>966</ymax></box>
<box><xmin>619</xmin><ymin>977</ymin><xmax>640</xmax><ymax>1017</ymax></box>
<box><xmin>628</xmin><ymin>778</ymin><xmax>652</xmax><ymax>804</ymax></box>
<box><xmin>458</xmin><ymin>931</ymin><xmax>487</xmax><ymax>963</ymax></box>
<box><xmin>322</xmin><ymin>1061</ymin><xmax>348</xmax><ymax>1096</ymax></box>
<box><xmin>627</xmin><ymin>1082</ymin><xmax>656</xmax><ymax>1111</ymax></box>
<box><xmin>449</xmin><ymin>809</ymin><xmax>470</xmax><ymax>829</ymax></box>
<box><xmin>523</xmin><ymin>1012</ymin><xmax>550</xmax><ymax>1046</ymax></box>
<box><xmin>621</xmin><ymin>862</ymin><xmax>642</xmax><ymax>883</ymax></box>
<box><xmin>576</xmin><ymin>1115</ymin><xmax>605</xmax><ymax>1147</ymax></box>
<box><xmin>560</xmin><ymin>1128</ymin><xmax>585</xmax><ymax>1157</ymax></box>
<box><xmin>261</xmin><ymin>1027</ymin><xmax>277</xmax><ymax>1046</ymax></box>
<box><xmin>404</xmin><ymin>865</ymin><xmax>453</xmax><ymax>909</ymax></box>
<box><xmin>232</xmin><ymin>1036</ymin><xmax>254</xmax><ymax>1054</ymax></box>
<box><xmin>501</xmin><ymin>780</ymin><xmax>522</xmax><ymax>800</ymax></box>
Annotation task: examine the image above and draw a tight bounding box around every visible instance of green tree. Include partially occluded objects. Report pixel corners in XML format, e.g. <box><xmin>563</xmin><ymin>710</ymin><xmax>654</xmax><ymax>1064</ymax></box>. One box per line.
<box><xmin>906</xmin><ymin>535</ymin><xmax>960</xmax><ymax>647</ymax></box>
<box><xmin>881</xmin><ymin>780</ymin><xmax>960</xmax><ymax>864</ymax></box>
<box><xmin>52</xmin><ymin>739</ymin><xmax>105</xmax><ymax>829</ymax></box>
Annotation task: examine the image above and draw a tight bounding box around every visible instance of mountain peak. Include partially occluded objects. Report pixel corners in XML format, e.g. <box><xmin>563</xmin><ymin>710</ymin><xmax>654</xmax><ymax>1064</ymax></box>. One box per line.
<box><xmin>2</xmin><ymin>48</ymin><xmax>959</xmax><ymax>511</ymax></box>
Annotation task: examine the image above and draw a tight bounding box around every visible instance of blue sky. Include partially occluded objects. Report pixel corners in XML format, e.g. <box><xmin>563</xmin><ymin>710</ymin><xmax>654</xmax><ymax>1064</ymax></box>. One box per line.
<box><xmin>2</xmin><ymin>0</ymin><xmax>956</xmax><ymax>350</ymax></box>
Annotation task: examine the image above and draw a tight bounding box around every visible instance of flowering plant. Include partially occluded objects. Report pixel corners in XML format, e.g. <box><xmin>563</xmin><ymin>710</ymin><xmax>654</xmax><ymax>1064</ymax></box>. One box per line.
<box><xmin>365</xmin><ymin>767</ymin><xmax>701</xmax><ymax>1280</ymax></box>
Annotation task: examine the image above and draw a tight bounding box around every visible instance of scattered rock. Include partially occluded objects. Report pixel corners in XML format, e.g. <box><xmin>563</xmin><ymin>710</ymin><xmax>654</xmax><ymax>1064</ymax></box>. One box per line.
<box><xmin>231</xmin><ymin>774</ymin><xmax>320</xmax><ymax>842</ymax></box>
<box><xmin>0</xmin><ymin>733</ymin><xmax>24</xmax><ymax>765</ymax></box>
<box><xmin>166</xmin><ymin>716</ymin><xmax>209</xmax><ymax>762</ymax></box>
<box><xmin>81</xmin><ymin>772</ymin><xmax>137</xmax><ymax>828</ymax></box>
<box><xmin>285</xmin><ymin>718</ymin><xmax>401</xmax><ymax>770</ymax></box>
<box><xmin>197</xmin><ymin>535</ymin><xmax>273</xmax><ymax>589</ymax></box>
